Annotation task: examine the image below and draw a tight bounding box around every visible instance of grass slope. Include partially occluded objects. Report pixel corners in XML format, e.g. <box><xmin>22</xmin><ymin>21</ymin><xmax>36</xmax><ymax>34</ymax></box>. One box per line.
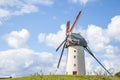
<box><xmin>1</xmin><ymin>75</ymin><xmax>119</xmax><ymax>80</ymax></box>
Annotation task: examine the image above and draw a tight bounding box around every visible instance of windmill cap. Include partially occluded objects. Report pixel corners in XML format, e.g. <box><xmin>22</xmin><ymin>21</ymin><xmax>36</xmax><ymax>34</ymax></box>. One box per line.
<box><xmin>68</xmin><ymin>33</ymin><xmax>87</xmax><ymax>47</ymax></box>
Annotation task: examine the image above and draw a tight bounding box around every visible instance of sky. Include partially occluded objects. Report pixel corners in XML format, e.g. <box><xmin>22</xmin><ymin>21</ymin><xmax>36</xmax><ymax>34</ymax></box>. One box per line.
<box><xmin>0</xmin><ymin>0</ymin><xmax>120</xmax><ymax>77</ymax></box>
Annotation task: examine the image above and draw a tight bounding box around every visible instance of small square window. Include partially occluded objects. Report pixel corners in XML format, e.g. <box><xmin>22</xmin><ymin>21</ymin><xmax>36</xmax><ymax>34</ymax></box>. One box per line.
<box><xmin>74</xmin><ymin>50</ymin><xmax>76</xmax><ymax>52</ymax></box>
<box><xmin>74</xmin><ymin>64</ymin><xmax>76</xmax><ymax>66</ymax></box>
<box><xmin>74</xmin><ymin>56</ymin><xmax>76</xmax><ymax>58</ymax></box>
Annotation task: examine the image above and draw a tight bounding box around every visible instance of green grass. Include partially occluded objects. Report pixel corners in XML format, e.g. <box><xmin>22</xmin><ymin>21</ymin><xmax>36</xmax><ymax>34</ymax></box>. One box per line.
<box><xmin>1</xmin><ymin>75</ymin><xmax>119</xmax><ymax>80</ymax></box>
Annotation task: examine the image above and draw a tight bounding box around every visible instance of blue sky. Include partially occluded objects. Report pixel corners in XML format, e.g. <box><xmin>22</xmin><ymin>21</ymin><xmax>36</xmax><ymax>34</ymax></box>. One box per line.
<box><xmin>0</xmin><ymin>0</ymin><xmax>120</xmax><ymax>77</ymax></box>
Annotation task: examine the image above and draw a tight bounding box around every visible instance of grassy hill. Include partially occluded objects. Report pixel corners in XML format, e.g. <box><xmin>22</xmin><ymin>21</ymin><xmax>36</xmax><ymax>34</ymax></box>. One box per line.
<box><xmin>1</xmin><ymin>75</ymin><xmax>119</xmax><ymax>80</ymax></box>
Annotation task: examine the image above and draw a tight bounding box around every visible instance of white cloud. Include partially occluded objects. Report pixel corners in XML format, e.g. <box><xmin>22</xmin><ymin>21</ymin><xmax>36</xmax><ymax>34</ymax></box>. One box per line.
<box><xmin>86</xmin><ymin>24</ymin><xmax>110</xmax><ymax>52</ymax></box>
<box><xmin>0</xmin><ymin>0</ymin><xmax>54</xmax><ymax>7</ymax></box>
<box><xmin>84</xmin><ymin>15</ymin><xmax>120</xmax><ymax>52</ymax></box>
<box><xmin>84</xmin><ymin>16</ymin><xmax>120</xmax><ymax>74</ymax></box>
<box><xmin>69</xmin><ymin>0</ymin><xmax>93</xmax><ymax>5</ymax></box>
<box><xmin>0</xmin><ymin>0</ymin><xmax>22</xmax><ymax>7</ymax></box>
<box><xmin>85</xmin><ymin>16</ymin><xmax>120</xmax><ymax>74</ymax></box>
<box><xmin>13</xmin><ymin>5</ymin><xmax>38</xmax><ymax>15</ymax></box>
<box><xmin>26</xmin><ymin>0</ymin><xmax>54</xmax><ymax>5</ymax></box>
<box><xmin>0</xmin><ymin>0</ymin><xmax>54</xmax><ymax>25</ymax></box>
<box><xmin>103</xmin><ymin>57</ymin><xmax>120</xmax><ymax>74</ymax></box>
<box><xmin>0</xmin><ymin>48</ymin><xmax>65</xmax><ymax>76</ymax></box>
<box><xmin>0</xmin><ymin>9</ymin><xmax>10</xmax><ymax>25</ymax></box>
<box><xmin>0</xmin><ymin>9</ymin><xmax>10</xmax><ymax>18</ymax></box>
<box><xmin>103</xmin><ymin>45</ymin><xmax>120</xmax><ymax>73</ymax></box>
<box><xmin>104</xmin><ymin>45</ymin><xmax>119</xmax><ymax>58</ymax></box>
<box><xmin>38</xmin><ymin>33</ymin><xmax>46</xmax><ymax>43</ymax></box>
<box><xmin>4</xmin><ymin>29</ymin><xmax>29</xmax><ymax>48</ymax></box>
<box><xmin>107</xmin><ymin>16</ymin><xmax>120</xmax><ymax>41</ymax></box>
<box><xmin>38</xmin><ymin>24</ymin><xmax>66</xmax><ymax>48</ymax></box>
<box><xmin>85</xmin><ymin>56</ymin><xmax>94</xmax><ymax>74</ymax></box>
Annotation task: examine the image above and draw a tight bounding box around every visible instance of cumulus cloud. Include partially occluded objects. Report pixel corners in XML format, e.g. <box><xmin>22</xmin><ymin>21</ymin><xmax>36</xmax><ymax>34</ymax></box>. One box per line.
<box><xmin>4</xmin><ymin>29</ymin><xmax>29</xmax><ymax>48</ymax></box>
<box><xmin>0</xmin><ymin>0</ymin><xmax>54</xmax><ymax>25</ymax></box>
<box><xmin>0</xmin><ymin>48</ymin><xmax>65</xmax><ymax>76</ymax></box>
<box><xmin>107</xmin><ymin>16</ymin><xmax>120</xmax><ymax>41</ymax></box>
<box><xmin>86</xmin><ymin>24</ymin><xmax>110</xmax><ymax>52</ymax></box>
<box><xmin>103</xmin><ymin>45</ymin><xmax>120</xmax><ymax>73</ymax></box>
<box><xmin>85</xmin><ymin>16</ymin><xmax>120</xmax><ymax>74</ymax></box>
<box><xmin>38</xmin><ymin>24</ymin><xmax>66</xmax><ymax>48</ymax></box>
<box><xmin>84</xmin><ymin>16</ymin><xmax>120</xmax><ymax>53</ymax></box>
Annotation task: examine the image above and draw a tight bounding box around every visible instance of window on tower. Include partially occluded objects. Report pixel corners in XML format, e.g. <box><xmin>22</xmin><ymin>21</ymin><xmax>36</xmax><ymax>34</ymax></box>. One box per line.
<box><xmin>74</xmin><ymin>50</ymin><xmax>76</xmax><ymax>52</ymax></box>
<box><xmin>74</xmin><ymin>64</ymin><xmax>76</xmax><ymax>67</ymax></box>
<box><xmin>74</xmin><ymin>55</ymin><xmax>76</xmax><ymax>59</ymax></box>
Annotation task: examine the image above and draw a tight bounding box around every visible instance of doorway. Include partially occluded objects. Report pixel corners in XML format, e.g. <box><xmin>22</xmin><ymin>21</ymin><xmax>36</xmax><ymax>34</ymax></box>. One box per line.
<box><xmin>73</xmin><ymin>71</ymin><xmax>77</xmax><ymax>75</ymax></box>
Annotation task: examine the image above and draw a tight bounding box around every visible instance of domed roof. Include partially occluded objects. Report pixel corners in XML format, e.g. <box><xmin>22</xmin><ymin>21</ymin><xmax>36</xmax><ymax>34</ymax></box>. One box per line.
<box><xmin>67</xmin><ymin>33</ymin><xmax>87</xmax><ymax>47</ymax></box>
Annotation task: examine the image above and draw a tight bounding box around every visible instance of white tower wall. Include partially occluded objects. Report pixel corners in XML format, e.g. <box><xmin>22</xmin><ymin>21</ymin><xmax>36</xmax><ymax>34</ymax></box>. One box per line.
<box><xmin>66</xmin><ymin>46</ymin><xmax>86</xmax><ymax>75</ymax></box>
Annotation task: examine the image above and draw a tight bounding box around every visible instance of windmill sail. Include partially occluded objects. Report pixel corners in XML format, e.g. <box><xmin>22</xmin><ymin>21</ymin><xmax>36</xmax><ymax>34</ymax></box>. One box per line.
<box><xmin>66</xmin><ymin>20</ymin><xmax>70</xmax><ymax>35</ymax></box>
<box><xmin>85</xmin><ymin>47</ymin><xmax>112</xmax><ymax>76</ymax></box>
<box><xmin>70</xmin><ymin>11</ymin><xmax>82</xmax><ymax>33</ymax></box>
<box><xmin>57</xmin><ymin>40</ymin><xmax>66</xmax><ymax>68</ymax></box>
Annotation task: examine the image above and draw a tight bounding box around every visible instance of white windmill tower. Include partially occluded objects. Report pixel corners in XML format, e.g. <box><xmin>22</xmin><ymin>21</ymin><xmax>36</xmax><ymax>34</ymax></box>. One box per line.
<box><xmin>65</xmin><ymin>11</ymin><xmax>86</xmax><ymax>75</ymax></box>
<box><xmin>56</xmin><ymin>11</ymin><xmax>112</xmax><ymax>76</ymax></box>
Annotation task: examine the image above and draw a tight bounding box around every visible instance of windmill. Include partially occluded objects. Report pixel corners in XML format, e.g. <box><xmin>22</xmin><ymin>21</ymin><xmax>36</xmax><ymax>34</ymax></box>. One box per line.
<box><xmin>56</xmin><ymin>10</ymin><xmax>112</xmax><ymax>76</ymax></box>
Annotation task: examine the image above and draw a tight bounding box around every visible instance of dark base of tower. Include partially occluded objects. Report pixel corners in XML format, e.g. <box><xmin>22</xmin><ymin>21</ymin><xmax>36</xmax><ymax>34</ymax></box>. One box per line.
<box><xmin>66</xmin><ymin>71</ymin><xmax>86</xmax><ymax>75</ymax></box>
<box><xmin>66</xmin><ymin>71</ymin><xmax>77</xmax><ymax>75</ymax></box>
<box><xmin>73</xmin><ymin>71</ymin><xmax>77</xmax><ymax>75</ymax></box>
